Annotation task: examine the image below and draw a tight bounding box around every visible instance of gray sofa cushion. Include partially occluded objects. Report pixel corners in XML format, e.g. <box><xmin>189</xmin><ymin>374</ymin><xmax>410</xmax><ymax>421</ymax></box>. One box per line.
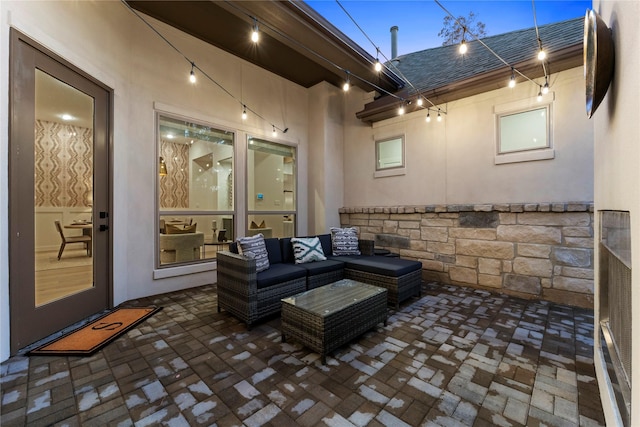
<box><xmin>256</xmin><ymin>263</ymin><xmax>306</xmax><ymax>289</ymax></box>
<box><xmin>330</xmin><ymin>255</ymin><xmax>421</xmax><ymax>277</ymax></box>
<box><xmin>279</xmin><ymin>237</ymin><xmax>295</xmax><ymax>264</ymax></box>
<box><xmin>295</xmin><ymin>259</ymin><xmax>344</xmax><ymax>275</ymax></box>
<box><xmin>264</xmin><ymin>237</ymin><xmax>283</xmax><ymax>264</ymax></box>
<box><xmin>317</xmin><ymin>234</ymin><xmax>333</xmax><ymax>257</ymax></box>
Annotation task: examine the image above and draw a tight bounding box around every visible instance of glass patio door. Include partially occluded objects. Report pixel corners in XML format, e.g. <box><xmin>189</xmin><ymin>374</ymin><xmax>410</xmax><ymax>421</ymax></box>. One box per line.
<box><xmin>9</xmin><ymin>30</ymin><xmax>112</xmax><ymax>353</ymax></box>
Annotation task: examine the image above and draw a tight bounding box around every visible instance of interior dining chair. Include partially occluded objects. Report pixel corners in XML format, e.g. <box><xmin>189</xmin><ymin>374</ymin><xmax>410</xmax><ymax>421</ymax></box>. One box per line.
<box><xmin>54</xmin><ymin>220</ymin><xmax>92</xmax><ymax>260</ymax></box>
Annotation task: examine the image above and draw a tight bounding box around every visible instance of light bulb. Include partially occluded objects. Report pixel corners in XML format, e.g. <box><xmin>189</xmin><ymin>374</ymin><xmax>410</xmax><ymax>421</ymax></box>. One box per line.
<box><xmin>374</xmin><ymin>59</ymin><xmax>382</xmax><ymax>72</ymax></box>
<box><xmin>437</xmin><ymin>112</ymin><xmax>442</xmax><ymax>122</ymax></box>
<box><xmin>189</xmin><ymin>63</ymin><xmax>196</xmax><ymax>83</ymax></box>
<box><xmin>537</xmin><ymin>49</ymin><xmax>546</xmax><ymax>61</ymax></box>
<box><xmin>398</xmin><ymin>106</ymin><xmax>405</xmax><ymax>115</ymax></box>
<box><xmin>343</xmin><ymin>80</ymin><xmax>350</xmax><ymax>92</ymax></box>
<box><xmin>426</xmin><ymin>112</ymin><xmax>431</xmax><ymax>123</ymax></box>
<box><xmin>537</xmin><ymin>88</ymin><xmax>543</xmax><ymax>102</ymax></box>
<box><xmin>242</xmin><ymin>108</ymin><xmax>247</xmax><ymax>120</ymax></box>
<box><xmin>542</xmin><ymin>80</ymin><xmax>549</xmax><ymax>94</ymax></box>
<box><xmin>251</xmin><ymin>22</ymin><xmax>259</xmax><ymax>43</ymax></box>
<box><xmin>272</xmin><ymin>126</ymin><xmax>277</xmax><ymax>137</ymax></box>
<box><xmin>459</xmin><ymin>40</ymin><xmax>467</xmax><ymax>54</ymax></box>
<box><xmin>417</xmin><ymin>98</ymin><xmax>423</xmax><ymax>107</ymax></box>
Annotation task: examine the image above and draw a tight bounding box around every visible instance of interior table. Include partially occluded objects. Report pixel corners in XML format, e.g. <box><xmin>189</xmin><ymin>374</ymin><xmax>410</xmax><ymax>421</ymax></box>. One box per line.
<box><xmin>281</xmin><ymin>279</ymin><xmax>387</xmax><ymax>364</ymax></box>
<box><xmin>65</xmin><ymin>222</ymin><xmax>92</xmax><ymax>237</ymax></box>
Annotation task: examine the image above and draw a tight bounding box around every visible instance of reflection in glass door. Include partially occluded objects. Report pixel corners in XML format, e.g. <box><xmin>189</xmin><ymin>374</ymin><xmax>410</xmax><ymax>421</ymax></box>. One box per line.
<box><xmin>34</xmin><ymin>70</ymin><xmax>94</xmax><ymax>306</ymax></box>
<box><xmin>247</xmin><ymin>137</ymin><xmax>296</xmax><ymax>238</ymax></box>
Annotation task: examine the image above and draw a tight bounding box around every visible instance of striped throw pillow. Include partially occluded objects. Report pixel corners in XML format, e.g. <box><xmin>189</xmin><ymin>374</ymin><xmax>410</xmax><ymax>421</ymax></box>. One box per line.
<box><xmin>291</xmin><ymin>237</ymin><xmax>327</xmax><ymax>264</ymax></box>
<box><xmin>330</xmin><ymin>227</ymin><xmax>361</xmax><ymax>256</ymax></box>
<box><xmin>238</xmin><ymin>233</ymin><xmax>270</xmax><ymax>272</ymax></box>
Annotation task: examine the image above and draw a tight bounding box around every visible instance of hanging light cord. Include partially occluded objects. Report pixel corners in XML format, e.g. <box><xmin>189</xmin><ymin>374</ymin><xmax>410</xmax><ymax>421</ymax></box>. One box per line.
<box><xmin>221</xmin><ymin>0</ymin><xmax>405</xmax><ymax>102</ymax></box>
<box><xmin>434</xmin><ymin>0</ymin><xmax>546</xmax><ymax>88</ymax></box>
<box><xmin>120</xmin><ymin>0</ymin><xmax>287</xmax><ymax>133</ymax></box>
<box><xmin>336</xmin><ymin>0</ymin><xmax>441</xmax><ymax>111</ymax></box>
<box><xmin>531</xmin><ymin>0</ymin><xmax>549</xmax><ymax>80</ymax></box>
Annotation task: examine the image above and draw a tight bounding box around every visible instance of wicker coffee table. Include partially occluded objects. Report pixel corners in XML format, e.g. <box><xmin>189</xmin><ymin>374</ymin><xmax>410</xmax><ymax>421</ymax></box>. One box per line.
<box><xmin>281</xmin><ymin>279</ymin><xmax>388</xmax><ymax>364</ymax></box>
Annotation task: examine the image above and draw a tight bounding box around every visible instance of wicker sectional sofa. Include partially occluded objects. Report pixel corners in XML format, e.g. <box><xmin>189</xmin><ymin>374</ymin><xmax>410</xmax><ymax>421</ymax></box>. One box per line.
<box><xmin>216</xmin><ymin>233</ymin><xmax>422</xmax><ymax>328</ymax></box>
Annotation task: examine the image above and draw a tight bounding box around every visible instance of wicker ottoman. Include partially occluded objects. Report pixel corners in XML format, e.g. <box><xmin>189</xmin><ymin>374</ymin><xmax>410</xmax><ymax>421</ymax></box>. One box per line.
<box><xmin>281</xmin><ymin>279</ymin><xmax>387</xmax><ymax>364</ymax></box>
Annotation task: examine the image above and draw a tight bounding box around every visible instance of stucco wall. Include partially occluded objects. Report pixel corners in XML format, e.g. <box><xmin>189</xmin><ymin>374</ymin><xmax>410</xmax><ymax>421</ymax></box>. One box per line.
<box><xmin>342</xmin><ymin>66</ymin><xmax>593</xmax><ymax>207</ymax></box>
<box><xmin>0</xmin><ymin>0</ymin><xmax>310</xmax><ymax>360</ymax></box>
<box><xmin>591</xmin><ymin>0</ymin><xmax>640</xmax><ymax>425</ymax></box>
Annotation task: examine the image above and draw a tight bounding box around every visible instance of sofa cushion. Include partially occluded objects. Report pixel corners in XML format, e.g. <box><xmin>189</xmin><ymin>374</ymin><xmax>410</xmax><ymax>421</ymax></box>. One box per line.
<box><xmin>330</xmin><ymin>255</ymin><xmax>421</xmax><ymax>277</ymax></box>
<box><xmin>317</xmin><ymin>234</ymin><xmax>333</xmax><ymax>257</ymax></box>
<box><xmin>256</xmin><ymin>263</ymin><xmax>306</xmax><ymax>289</ymax></box>
<box><xmin>296</xmin><ymin>259</ymin><xmax>344</xmax><ymax>275</ymax></box>
<box><xmin>330</xmin><ymin>227</ymin><xmax>361</xmax><ymax>256</ymax></box>
<box><xmin>291</xmin><ymin>237</ymin><xmax>327</xmax><ymax>264</ymax></box>
<box><xmin>238</xmin><ymin>233</ymin><xmax>270</xmax><ymax>272</ymax></box>
<box><xmin>264</xmin><ymin>237</ymin><xmax>282</xmax><ymax>264</ymax></box>
<box><xmin>280</xmin><ymin>237</ymin><xmax>294</xmax><ymax>264</ymax></box>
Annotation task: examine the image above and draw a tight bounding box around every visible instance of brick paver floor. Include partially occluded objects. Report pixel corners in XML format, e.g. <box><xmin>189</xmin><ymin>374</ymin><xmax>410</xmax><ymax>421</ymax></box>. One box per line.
<box><xmin>1</xmin><ymin>282</ymin><xmax>606</xmax><ymax>426</ymax></box>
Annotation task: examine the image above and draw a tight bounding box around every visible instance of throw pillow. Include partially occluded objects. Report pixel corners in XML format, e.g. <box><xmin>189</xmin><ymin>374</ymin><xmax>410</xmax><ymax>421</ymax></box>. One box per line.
<box><xmin>238</xmin><ymin>233</ymin><xmax>270</xmax><ymax>272</ymax></box>
<box><xmin>291</xmin><ymin>237</ymin><xmax>327</xmax><ymax>264</ymax></box>
<box><xmin>330</xmin><ymin>227</ymin><xmax>361</xmax><ymax>256</ymax></box>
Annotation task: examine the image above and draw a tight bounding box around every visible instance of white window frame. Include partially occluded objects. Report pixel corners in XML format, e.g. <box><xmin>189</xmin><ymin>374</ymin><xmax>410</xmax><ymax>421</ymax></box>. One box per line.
<box><xmin>494</xmin><ymin>94</ymin><xmax>555</xmax><ymax>164</ymax></box>
<box><xmin>374</xmin><ymin>135</ymin><xmax>406</xmax><ymax>178</ymax></box>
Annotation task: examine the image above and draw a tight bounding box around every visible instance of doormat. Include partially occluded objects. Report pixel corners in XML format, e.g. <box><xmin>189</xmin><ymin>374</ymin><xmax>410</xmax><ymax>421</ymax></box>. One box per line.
<box><xmin>28</xmin><ymin>306</ymin><xmax>162</xmax><ymax>356</ymax></box>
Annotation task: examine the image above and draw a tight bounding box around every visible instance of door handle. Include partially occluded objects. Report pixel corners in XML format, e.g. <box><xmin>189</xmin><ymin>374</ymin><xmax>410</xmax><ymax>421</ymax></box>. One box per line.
<box><xmin>99</xmin><ymin>224</ymin><xmax>109</xmax><ymax>232</ymax></box>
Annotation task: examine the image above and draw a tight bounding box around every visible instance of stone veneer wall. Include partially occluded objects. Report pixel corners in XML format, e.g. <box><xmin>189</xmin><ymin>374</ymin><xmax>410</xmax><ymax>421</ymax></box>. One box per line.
<box><xmin>339</xmin><ymin>202</ymin><xmax>594</xmax><ymax>308</ymax></box>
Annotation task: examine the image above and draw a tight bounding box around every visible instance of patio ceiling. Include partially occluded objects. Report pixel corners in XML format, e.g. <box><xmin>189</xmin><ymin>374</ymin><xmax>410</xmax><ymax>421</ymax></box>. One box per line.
<box><xmin>125</xmin><ymin>0</ymin><xmax>405</xmax><ymax>94</ymax></box>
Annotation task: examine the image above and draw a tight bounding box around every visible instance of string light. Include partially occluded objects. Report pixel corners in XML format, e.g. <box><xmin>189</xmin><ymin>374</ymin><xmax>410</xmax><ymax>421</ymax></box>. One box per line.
<box><xmin>426</xmin><ymin>110</ymin><xmax>431</xmax><ymax>122</ymax></box>
<box><xmin>537</xmin><ymin>87</ymin><xmax>543</xmax><ymax>102</ymax></box>
<box><xmin>459</xmin><ymin>28</ymin><xmax>468</xmax><ymax>54</ymax></box>
<box><xmin>374</xmin><ymin>48</ymin><xmax>382</xmax><ymax>72</ymax></box>
<box><xmin>123</xmin><ymin>2</ymin><xmax>289</xmax><ymax>137</ymax></box>
<box><xmin>542</xmin><ymin>77</ymin><xmax>550</xmax><ymax>94</ymax></box>
<box><xmin>537</xmin><ymin>46</ymin><xmax>546</xmax><ymax>60</ymax></box>
<box><xmin>459</xmin><ymin>39</ymin><xmax>468</xmax><ymax>55</ymax></box>
<box><xmin>251</xmin><ymin>19</ymin><xmax>259</xmax><ymax>43</ymax></box>
<box><xmin>398</xmin><ymin>104</ymin><xmax>405</xmax><ymax>115</ymax></box>
<box><xmin>130</xmin><ymin>0</ymin><xmax>555</xmax><ymax>135</ymax></box>
<box><xmin>242</xmin><ymin>105</ymin><xmax>247</xmax><ymax>120</ymax></box>
<box><xmin>272</xmin><ymin>125</ymin><xmax>277</xmax><ymax>137</ymax></box>
<box><xmin>343</xmin><ymin>71</ymin><xmax>350</xmax><ymax>91</ymax></box>
<box><xmin>189</xmin><ymin>62</ymin><xmax>196</xmax><ymax>83</ymax></box>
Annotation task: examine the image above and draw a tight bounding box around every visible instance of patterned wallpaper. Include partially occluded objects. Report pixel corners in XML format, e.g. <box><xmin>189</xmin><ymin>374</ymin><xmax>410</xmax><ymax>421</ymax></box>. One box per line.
<box><xmin>35</xmin><ymin>120</ymin><xmax>93</xmax><ymax>207</ymax></box>
<box><xmin>159</xmin><ymin>140</ymin><xmax>189</xmax><ymax>208</ymax></box>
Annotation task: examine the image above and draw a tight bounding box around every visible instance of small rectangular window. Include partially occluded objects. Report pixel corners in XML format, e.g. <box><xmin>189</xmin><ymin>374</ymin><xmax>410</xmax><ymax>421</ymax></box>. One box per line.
<box><xmin>499</xmin><ymin>107</ymin><xmax>548</xmax><ymax>153</ymax></box>
<box><xmin>376</xmin><ymin>136</ymin><xmax>404</xmax><ymax>171</ymax></box>
<box><xmin>494</xmin><ymin>97</ymin><xmax>554</xmax><ymax>164</ymax></box>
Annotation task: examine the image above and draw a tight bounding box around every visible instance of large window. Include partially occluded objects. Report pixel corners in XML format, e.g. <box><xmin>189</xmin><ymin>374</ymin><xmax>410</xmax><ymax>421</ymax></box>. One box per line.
<box><xmin>157</xmin><ymin>114</ymin><xmax>234</xmax><ymax>266</ymax></box>
<box><xmin>247</xmin><ymin>137</ymin><xmax>296</xmax><ymax>238</ymax></box>
<box><xmin>494</xmin><ymin>97</ymin><xmax>554</xmax><ymax>164</ymax></box>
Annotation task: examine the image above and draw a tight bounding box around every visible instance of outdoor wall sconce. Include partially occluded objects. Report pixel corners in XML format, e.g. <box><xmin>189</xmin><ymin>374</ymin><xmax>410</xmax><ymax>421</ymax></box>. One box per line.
<box><xmin>584</xmin><ymin>9</ymin><xmax>615</xmax><ymax>119</ymax></box>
